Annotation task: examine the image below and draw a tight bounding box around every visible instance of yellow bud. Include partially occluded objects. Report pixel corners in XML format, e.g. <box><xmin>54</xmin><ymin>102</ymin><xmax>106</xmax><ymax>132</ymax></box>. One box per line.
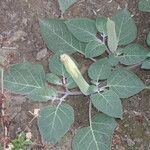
<box><xmin>60</xmin><ymin>54</ymin><xmax>79</xmax><ymax>78</ymax></box>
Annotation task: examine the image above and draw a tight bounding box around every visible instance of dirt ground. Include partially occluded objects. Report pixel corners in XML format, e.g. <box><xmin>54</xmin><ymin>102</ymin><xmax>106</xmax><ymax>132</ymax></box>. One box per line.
<box><xmin>0</xmin><ymin>0</ymin><xmax>150</xmax><ymax>150</ymax></box>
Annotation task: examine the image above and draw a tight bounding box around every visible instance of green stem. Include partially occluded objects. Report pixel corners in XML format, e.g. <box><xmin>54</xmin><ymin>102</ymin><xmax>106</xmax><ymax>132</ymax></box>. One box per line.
<box><xmin>145</xmin><ymin>86</ymin><xmax>150</xmax><ymax>90</ymax></box>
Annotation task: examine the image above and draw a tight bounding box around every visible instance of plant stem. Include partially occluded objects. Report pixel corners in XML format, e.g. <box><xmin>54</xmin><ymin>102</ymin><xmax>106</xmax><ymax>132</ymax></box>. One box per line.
<box><xmin>126</xmin><ymin>62</ymin><xmax>143</xmax><ymax>70</ymax></box>
<box><xmin>89</xmin><ymin>101</ymin><xmax>92</xmax><ymax>127</ymax></box>
<box><xmin>57</xmin><ymin>91</ymin><xmax>82</xmax><ymax>96</ymax></box>
<box><xmin>145</xmin><ymin>86</ymin><xmax>150</xmax><ymax>90</ymax></box>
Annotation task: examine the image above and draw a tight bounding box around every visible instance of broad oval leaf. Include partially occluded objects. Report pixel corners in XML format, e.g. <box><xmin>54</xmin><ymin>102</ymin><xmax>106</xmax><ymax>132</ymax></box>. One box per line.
<box><xmin>107</xmin><ymin>18</ymin><xmax>118</xmax><ymax>53</ymax></box>
<box><xmin>91</xmin><ymin>90</ymin><xmax>123</xmax><ymax>118</ymax></box>
<box><xmin>85</xmin><ymin>40</ymin><xmax>107</xmax><ymax>58</ymax></box>
<box><xmin>141</xmin><ymin>59</ymin><xmax>150</xmax><ymax>69</ymax></box>
<box><xmin>147</xmin><ymin>32</ymin><xmax>150</xmax><ymax>46</ymax></box>
<box><xmin>138</xmin><ymin>0</ymin><xmax>150</xmax><ymax>12</ymax></box>
<box><xmin>4</xmin><ymin>62</ymin><xmax>56</xmax><ymax>101</ymax></box>
<box><xmin>112</xmin><ymin>9</ymin><xmax>137</xmax><ymax>45</ymax></box>
<box><xmin>118</xmin><ymin>44</ymin><xmax>149</xmax><ymax>65</ymax></box>
<box><xmin>88</xmin><ymin>58</ymin><xmax>112</xmax><ymax>81</ymax></box>
<box><xmin>107</xmin><ymin>69</ymin><xmax>145</xmax><ymax>98</ymax></box>
<box><xmin>96</xmin><ymin>16</ymin><xmax>107</xmax><ymax>35</ymax></box>
<box><xmin>40</xmin><ymin>19</ymin><xmax>85</xmax><ymax>54</ymax></box>
<box><xmin>58</xmin><ymin>0</ymin><xmax>77</xmax><ymax>13</ymax></box>
<box><xmin>72</xmin><ymin>113</ymin><xmax>117</xmax><ymax>150</ymax></box>
<box><xmin>38</xmin><ymin>103</ymin><xmax>74</xmax><ymax>144</ymax></box>
<box><xmin>65</xmin><ymin>18</ymin><xmax>97</xmax><ymax>42</ymax></box>
<box><xmin>4</xmin><ymin>62</ymin><xmax>45</xmax><ymax>94</ymax></box>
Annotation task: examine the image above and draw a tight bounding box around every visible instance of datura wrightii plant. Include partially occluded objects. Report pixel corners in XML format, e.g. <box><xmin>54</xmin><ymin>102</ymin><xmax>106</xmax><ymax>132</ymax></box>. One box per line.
<box><xmin>1</xmin><ymin>8</ymin><xmax>150</xmax><ymax>150</ymax></box>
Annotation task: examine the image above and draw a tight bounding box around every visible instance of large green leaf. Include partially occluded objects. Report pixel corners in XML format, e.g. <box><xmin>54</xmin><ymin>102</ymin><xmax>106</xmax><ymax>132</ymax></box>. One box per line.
<box><xmin>118</xmin><ymin>44</ymin><xmax>149</xmax><ymax>65</ymax></box>
<box><xmin>91</xmin><ymin>90</ymin><xmax>123</xmax><ymax>118</ymax></box>
<box><xmin>141</xmin><ymin>59</ymin><xmax>150</xmax><ymax>69</ymax></box>
<box><xmin>40</xmin><ymin>19</ymin><xmax>85</xmax><ymax>54</ymax></box>
<box><xmin>88</xmin><ymin>58</ymin><xmax>112</xmax><ymax>81</ymax></box>
<box><xmin>4</xmin><ymin>62</ymin><xmax>56</xmax><ymax>101</ymax></box>
<box><xmin>38</xmin><ymin>103</ymin><xmax>74</xmax><ymax>144</ymax></box>
<box><xmin>85</xmin><ymin>40</ymin><xmax>106</xmax><ymax>58</ymax></box>
<box><xmin>107</xmin><ymin>19</ymin><xmax>118</xmax><ymax>53</ymax></box>
<box><xmin>4</xmin><ymin>62</ymin><xmax>45</xmax><ymax>95</ymax></box>
<box><xmin>112</xmin><ymin>9</ymin><xmax>137</xmax><ymax>45</ymax></box>
<box><xmin>107</xmin><ymin>69</ymin><xmax>145</xmax><ymax>98</ymax></box>
<box><xmin>72</xmin><ymin>113</ymin><xmax>117</xmax><ymax>150</ymax></box>
<box><xmin>96</xmin><ymin>17</ymin><xmax>107</xmax><ymax>35</ymax></box>
<box><xmin>138</xmin><ymin>0</ymin><xmax>150</xmax><ymax>12</ymax></box>
<box><xmin>147</xmin><ymin>32</ymin><xmax>150</xmax><ymax>46</ymax></box>
<box><xmin>65</xmin><ymin>18</ymin><xmax>97</xmax><ymax>42</ymax></box>
<box><xmin>58</xmin><ymin>0</ymin><xmax>77</xmax><ymax>13</ymax></box>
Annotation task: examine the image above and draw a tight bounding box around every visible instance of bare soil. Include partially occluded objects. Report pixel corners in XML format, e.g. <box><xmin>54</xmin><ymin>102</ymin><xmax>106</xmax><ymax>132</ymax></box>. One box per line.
<box><xmin>0</xmin><ymin>0</ymin><xmax>150</xmax><ymax>150</ymax></box>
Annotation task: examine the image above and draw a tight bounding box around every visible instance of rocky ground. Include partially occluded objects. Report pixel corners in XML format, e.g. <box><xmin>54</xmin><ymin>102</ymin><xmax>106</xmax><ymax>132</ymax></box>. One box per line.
<box><xmin>0</xmin><ymin>0</ymin><xmax>150</xmax><ymax>150</ymax></box>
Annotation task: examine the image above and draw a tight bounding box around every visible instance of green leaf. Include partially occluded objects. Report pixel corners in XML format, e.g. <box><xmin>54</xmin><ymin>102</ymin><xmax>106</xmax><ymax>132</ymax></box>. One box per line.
<box><xmin>66</xmin><ymin>76</ymin><xmax>77</xmax><ymax>89</ymax></box>
<box><xmin>91</xmin><ymin>90</ymin><xmax>123</xmax><ymax>118</ymax></box>
<box><xmin>107</xmin><ymin>18</ymin><xmax>118</xmax><ymax>53</ymax></box>
<box><xmin>65</xmin><ymin>18</ymin><xmax>97</xmax><ymax>42</ymax></box>
<box><xmin>96</xmin><ymin>16</ymin><xmax>107</xmax><ymax>35</ymax></box>
<box><xmin>72</xmin><ymin>113</ymin><xmax>117</xmax><ymax>150</ymax></box>
<box><xmin>118</xmin><ymin>44</ymin><xmax>149</xmax><ymax>65</ymax></box>
<box><xmin>107</xmin><ymin>69</ymin><xmax>145</xmax><ymax>98</ymax></box>
<box><xmin>108</xmin><ymin>54</ymin><xmax>119</xmax><ymax>66</ymax></box>
<box><xmin>138</xmin><ymin>0</ymin><xmax>150</xmax><ymax>12</ymax></box>
<box><xmin>85</xmin><ymin>40</ymin><xmax>107</xmax><ymax>58</ymax></box>
<box><xmin>112</xmin><ymin>9</ymin><xmax>137</xmax><ymax>45</ymax></box>
<box><xmin>141</xmin><ymin>59</ymin><xmax>150</xmax><ymax>69</ymax></box>
<box><xmin>38</xmin><ymin>103</ymin><xmax>74</xmax><ymax>144</ymax></box>
<box><xmin>88</xmin><ymin>58</ymin><xmax>112</xmax><ymax>81</ymax></box>
<box><xmin>4</xmin><ymin>62</ymin><xmax>45</xmax><ymax>94</ymax></box>
<box><xmin>49</xmin><ymin>53</ymin><xmax>68</xmax><ymax>76</ymax></box>
<box><xmin>58</xmin><ymin>0</ymin><xmax>77</xmax><ymax>13</ymax></box>
<box><xmin>40</xmin><ymin>19</ymin><xmax>85</xmax><ymax>54</ymax></box>
<box><xmin>46</xmin><ymin>73</ymin><xmax>62</xmax><ymax>85</ymax></box>
<box><xmin>147</xmin><ymin>32</ymin><xmax>150</xmax><ymax>46</ymax></box>
<box><xmin>4</xmin><ymin>62</ymin><xmax>56</xmax><ymax>101</ymax></box>
<box><xmin>28</xmin><ymin>86</ymin><xmax>57</xmax><ymax>101</ymax></box>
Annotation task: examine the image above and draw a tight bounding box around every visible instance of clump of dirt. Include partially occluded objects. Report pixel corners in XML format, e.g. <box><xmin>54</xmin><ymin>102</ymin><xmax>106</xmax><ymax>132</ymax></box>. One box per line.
<box><xmin>0</xmin><ymin>0</ymin><xmax>149</xmax><ymax>150</ymax></box>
